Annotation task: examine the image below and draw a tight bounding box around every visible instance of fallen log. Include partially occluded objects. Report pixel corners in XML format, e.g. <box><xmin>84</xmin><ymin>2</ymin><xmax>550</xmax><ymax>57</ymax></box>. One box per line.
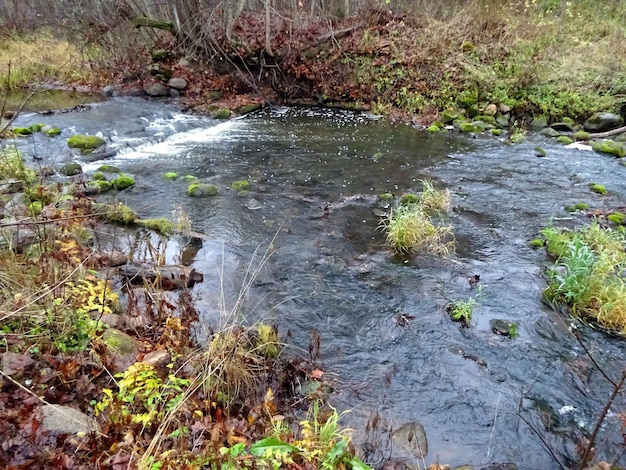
<box><xmin>117</xmin><ymin>263</ymin><xmax>203</xmax><ymax>289</ymax></box>
<box><xmin>589</xmin><ymin>125</ymin><xmax>626</xmax><ymax>139</ymax></box>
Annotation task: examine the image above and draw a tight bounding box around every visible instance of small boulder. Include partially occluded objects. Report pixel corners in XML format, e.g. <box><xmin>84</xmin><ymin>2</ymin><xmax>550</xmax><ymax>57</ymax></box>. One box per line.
<box><xmin>41</xmin><ymin>404</ymin><xmax>101</xmax><ymax>434</ymax></box>
<box><xmin>143</xmin><ymin>81</ymin><xmax>169</xmax><ymax>97</ymax></box>
<box><xmin>550</xmin><ymin>122</ymin><xmax>574</xmax><ymax>133</ymax></box>
<box><xmin>112</xmin><ymin>174</ymin><xmax>136</xmax><ymax>190</ymax></box>
<box><xmin>231</xmin><ymin>180</ymin><xmax>250</xmax><ymax>192</ymax></box>
<box><xmin>168</xmin><ymin>77</ymin><xmax>188</xmax><ymax>90</ymax></box>
<box><xmin>67</xmin><ymin>134</ymin><xmax>106</xmax><ymax>153</ymax></box>
<box><xmin>484</xmin><ymin>103</ymin><xmax>498</xmax><ymax>116</ymax></box>
<box><xmin>102</xmin><ymin>328</ymin><xmax>140</xmax><ymax>374</ymax></box>
<box><xmin>42</xmin><ymin>125</ymin><xmax>61</xmax><ymax>136</ymax></box>
<box><xmin>530</xmin><ymin>116</ymin><xmax>548</xmax><ymax>130</ymax></box>
<box><xmin>591</xmin><ymin>140</ymin><xmax>625</xmax><ymax>158</ymax></box>
<box><xmin>539</xmin><ymin>127</ymin><xmax>560</xmax><ymax>138</ymax></box>
<box><xmin>187</xmin><ymin>182</ymin><xmax>218</xmax><ymax>197</ymax></box>
<box><xmin>392</xmin><ymin>421</ymin><xmax>428</xmax><ymax>459</ymax></box>
<box><xmin>490</xmin><ymin>319</ymin><xmax>518</xmax><ymax>337</ymax></box>
<box><xmin>60</xmin><ymin>162</ymin><xmax>83</xmax><ymax>176</ymax></box>
<box><xmin>213</xmin><ymin>108</ymin><xmax>232</xmax><ymax>119</ymax></box>
<box><xmin>584</xmin><ymin>112</ymin><xmax>624</xmax><ymax>133</ymax></box>
<box><xmin>12</xmin><ymin>127</ymin><xmax>32</xmax><ymax>136</ymax></box>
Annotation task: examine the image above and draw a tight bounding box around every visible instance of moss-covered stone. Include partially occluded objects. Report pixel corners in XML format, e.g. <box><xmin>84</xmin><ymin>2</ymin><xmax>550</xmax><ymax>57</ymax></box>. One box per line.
<box><xmin>474</xmin><ymin>115</ymin><xmax>496</xmax><ymax>125</ymax></box>
<box><xmin>230</xmin><ymin>180</ymin><xmax>250</xmax><ymax>192</ymax></box>
<box><xmin>459</xmin><ymin>122</ymin><xmax>478</xmax><ymax>133</ymax></box>
<box><xmin>162</xmin><ymin>172</ymin><xmax>178</xmax><ymax>181</ymax></box>
<box><xmin>187</xmin><ymin>183</ymin><xmax>218</xmax><ymax>197</ymax></box>
<box><xmin>556</xmin><ymin>136</ymin><xmax>573</xmax><ymax>145</ymax></box>
<box><xmin>67</xmin><ymin>134</ymin><xmax>106</xmax><ymax>153</ymax></box>
<box><xmin>213</xmin><ymin>109</ymin><xmax>232</xmax><ymax>119</ymax></box>
<box><xmin>96</xmin><ymin>180</ymin><xmax>112</xmax><ymax>192</ymax></box>
<box><xmin>97</xmin><ymin>164</ymin><xmax>120</xmax><ymax>173</ymax></box>
<box><xmin>29</xmin><ymin>123</ymin><xmax>45</xmax><ymax>132</ymax></box>
<box><xmin>112</xmin><ymin>174</ymin><xmax>135</xmax><ymax>190</ymax></box>
<box><xmin>608</xmin><ymin>212</ymin><xmax>626</xmax><ymax>225</ymax></box>
<box><xmin>529</xmin><ymin>238</ymin><xmax>545</xmax><ymax>248</ymax></box>
<box><xmin>589</xmin><ymin>183</ymin><xmax>607</xmax><ymax>195</ymax></box>
<box><xmin>442</xmin><ymin>110</ymin><xmax>459</xmax><ymax>124</ymax></box>
<box><xmin>378</xmin><ymin>193</ymin><xmax>394</xmax><ymax>203</ymax></box>
<box><xmin>535</xmin><ymin>146</ymin><xmax>547</xmax><ymax>157</ymax></box>
<box><xmin>94</xmin><ymin>202</ymin><xmax>137</xmax><ymax>224</ymax></box>
<box><xmin>562</xmin><ymin>117</ymin><xmax>575</xmax><ymax>127</ymax></box>
<box><xmin>572</xmin><ymin>130</ymin><xmax>590</xmax><ymax>141</ymax></box>
<box><xmin>60</xmin><ymin>162</ymin><xmax>83</xmax><ymax>176</ymax></box>
<box><xmin>137</xmin><ymin>218</ymin><xmax>174</xmax><ymax>235</ymax></box>
<box><xmin>400</xmin><ymin>193</ymin><xmax>419</xmax><ymax>205</ymax></box>
<box><xmin>237</xmin><ymin>103</ymin><xmax>262</xmax><ymax>114</ymax></box>
<box><xmin>508</xmin><ymin>131</ymin><xmax>526</xmax><ymax>144</ymax></box>
<box><xmin>12</xmin><ymin>127</ymin><xmax>32</xmax><ymax>136</ymax></box>
<box><xmin>591</xmin><ymin>140</ymin><xmax>626</xmax><ymax>158</ymax></box>
<box><xmin>92</xmin><ymin>171</ymin><xmax>106</xmax><ymax>181</ymax></box>
<box><xmin>183</xmin><ymin>174</ymin><xmax>198</xmax><ymax>181</ymax></box>
<box><xmin>490</xmin><ymin>129</ymin><xmax>503</xmax><ymax>136</ymax></box>
<box><xmin>43</xmin><ymin>126</ymin><xmax>61</xmax><ymax>136</ymax></box>
<box><xmin>574</xmin><ymin>202</ymin><xmax>590</xmax><ymax>210</ymax></box>
<box><xmin>28</xmin><ymin>201</ymin><xmax>43</xmax><ymax>216</ymax></box>
<box><xmin>426</xmin><ymin>124</ymin><xmax>441</xmax><ymax>132</ymax></box>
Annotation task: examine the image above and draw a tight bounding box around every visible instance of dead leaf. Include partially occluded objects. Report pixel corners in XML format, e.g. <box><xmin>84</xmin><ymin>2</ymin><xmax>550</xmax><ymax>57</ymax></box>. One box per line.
<box><xmin>310</xmin><ymin>368</ymin><xmax>324</xmax><ymax>379</ymax></box>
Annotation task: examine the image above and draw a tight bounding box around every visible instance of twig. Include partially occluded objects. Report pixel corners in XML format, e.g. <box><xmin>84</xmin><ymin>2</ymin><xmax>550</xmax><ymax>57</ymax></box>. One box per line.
<box><xmin>487</xmin><ymin>390</ymin><xmax>502</xmax><ymax>459</ymax></box>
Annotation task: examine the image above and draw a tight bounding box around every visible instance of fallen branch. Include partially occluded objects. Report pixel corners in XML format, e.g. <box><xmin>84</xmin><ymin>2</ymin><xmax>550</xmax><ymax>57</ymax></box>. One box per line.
<box><xmin>130</xmin><ymin>16</ymin><xmax>175</xmax><ymax>33</ymax></box>
<box><xmin>589</xmin><ymin>125</ymin><xmax>626</xmax><ymax>139</ymax></box>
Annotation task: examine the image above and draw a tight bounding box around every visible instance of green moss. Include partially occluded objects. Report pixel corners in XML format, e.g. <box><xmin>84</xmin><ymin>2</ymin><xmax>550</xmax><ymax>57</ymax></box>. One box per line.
<box><xmin>43</xmin><ymin>127</ymin><xmax>61</xmax><ymax>136</ymax></box>
<box><xmin>97</xmin><ymin>165</ymin><xmax>121</xmax><ymax>173</ymax></box>
<box><xmin>112</xmin><ymin>174</ymin><xmax>135</xmax><ymax>190</ymax></box>
<box><xmin>162</xmin><ymin>172</ymin><xmax>178</xmax><ymax>181</ymax></box>
<box><xmin>12</xmin><ymin>127</ymin><xmax>32</xmax><ymax>136</ymax></box>
<box><xmin>575</xmin><ymin>202</ymin><xmax>590</xmax><ymax>210</ymax></box>
<box><xmin>378</xmin><ymin>192</ymin><xmax>394</xmax><ymax>203</ymax></box>
<box><xmin>183</xmin><ymin>174</ymin><xmax>198</xmax><ymax>181</ymax></box>
<box><xmin>608</xmin><ymin>212</ymin><xmax>626</xmax><ymax>225</ymax></box>
<box><xmin>96</xmin><ymin>180</ymin><xmax>112</xmax><ymax>192</ymax></box>
<box><xmin>529</xmin><ymin>238</ymin><xmax>545</xmax><ymax>248</ymax></box>
<box><xmin>508</xmin><ymin>130</ymin><xmax>526</xmax><ymax>144</ymax></box>
<box><xmin>573</xmin><ymin>130</ymin><xmax>590</xmax><ymax>141</ymax></box>
<box><xmin>592</xmin><ymin>140</ymin><xmax>626</xmax><ymax>158</ymax></box>
<box><xmin>459</xmin><ymin>122</ymin><xmax>478</xmax><ymax>133</ymax></box>
<box><xmin>442</xmin><ymin>110</ymin><xmax>459</xmax><ymax>124</ymax></box>
<box><xmin>231</xmin><ymin>180</ymin><xmax>250</xmax><ymax>192</ymax></box>
<box><xmin>490</xmin><ymin>129</ymin><xmax>503</xmax><ymax>136</ymax></box>
<box><xmin>67</xmin><ymin>134</ymin><xmax>106</xmax><ymax>153</ymax></box>
<box><xmin>535</xmin><ymin>146</ymin><xmax>547</xmax><ymax>157</ymax></box>
<box><xmin>28</xmin><ymin>201</ymin><xmax>43</xmax><ymax>216</ymax></box>
<box><xmin>94</xmin><ymin>202</ymin><xmax>137</xmax><ymax>224</ymax></box>
<box><xmin>556</xmin><ymin>136</ymin><xmax>573</xmax><ymax>145</ymax></box>
<box><xmin>237</xmin><ymin>103</ymin><xmax>262</xmax><ymax>114</ymax></box>
<box><xmin>589</xmin><ymin>183</ymin><xmax>607</xmax><ymax>195</ymax></box>
<box><xmin>187</xmin><ymin>183</ymin><xmax>218</xmax><ymax>197</ymax></box>
<box><xmin>427</xmin><ymin>124</ymin><xmax>441</xmax><ymax>132</ymax></box>
<box><xmin>213</xmin><ymin>109</ymin><xmax>232</xmax><ymax>119</ymax></box>
<box><xmin>473</xmin><ymin>115</ymin><xmax>496</xmax><ymax>125</ymax></box>
<box><xmin>137</xmin><ymin>218</ymin><xmax>174</xmax><ymax>235</ymax></box>
<box><xmin>400</xmin><ymin>193</ymin><xmax>419</xmax><ymax>205</ymax></box>
<box><xmin>92</xmin><ymin>171</ymin><xmax>106</xmax><ymax>181</ymax></box>
<box><xmin>507</xmin><ymin>322</ymin><xmax>519</xmax><ymax>338</ymax></box>
<box><xmin>60</xmin><ymin>162</ymin><xmax>83</xmax><ymax>176</ymax></box>
<box><xmin>29</xmin><ymin>123</ymin><xmax>45</xmax><ymax>132</ymax></box>
<box><xmin>562</xmin><ymin>117</ymin><xmax>575</xmax><ymax>126</ymax></box>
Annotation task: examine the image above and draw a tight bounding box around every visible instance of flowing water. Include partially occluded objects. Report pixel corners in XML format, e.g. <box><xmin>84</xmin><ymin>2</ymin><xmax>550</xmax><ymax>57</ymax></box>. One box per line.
<box><xmin>9</xmin><ymin>98</ymin><xmax>626</xmax><ymax>469</ymax></box>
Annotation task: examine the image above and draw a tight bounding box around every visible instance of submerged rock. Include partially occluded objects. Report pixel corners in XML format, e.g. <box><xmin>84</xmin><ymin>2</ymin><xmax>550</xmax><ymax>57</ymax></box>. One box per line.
<box><xmin>391</xmin><ymin>421</ymin><xmax>428</xmax><ymax>459</ymax></box>
<box><xmin>490</xmin><ymin>319</ymin><xmax>518</xmax><ymax>337</ymax></box>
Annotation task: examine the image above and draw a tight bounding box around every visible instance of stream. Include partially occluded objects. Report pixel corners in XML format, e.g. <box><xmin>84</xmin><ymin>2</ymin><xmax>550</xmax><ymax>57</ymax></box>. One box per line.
<box><xmin>9</xmin><ymin>97</ymin><xmax>626</xmax><ymax>469</ymax></box>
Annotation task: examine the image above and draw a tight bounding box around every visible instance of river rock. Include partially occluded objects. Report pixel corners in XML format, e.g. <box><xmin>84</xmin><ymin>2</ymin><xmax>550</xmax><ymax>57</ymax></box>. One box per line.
<box><xmin>479</xmin><ymin>464</ymin><xmax>518</xmax><ymax>470</ymax></box>
<box><xmin>169</xmin><ymin>88</ymin><xmax>180</xmax><ymax>98</ymax></box>
<box><xmin>530</xmin><ymin>116</ymin><xmax>548</xmax><ymax>130</ymax></box>
<box><xmin>168</xmin><ymin>77</ymin><xmax>187</xmax><ymax>90</ymax></box>
<box><xmin>584</xmin><ymin>112</ymin><xmax>624</xmax><ymax>132</ymax></box>
<box><xmin>539</xmin><ymin>127</ymin><xmax>560</xmax><ymax>137</ymax></box>
<box><xmin>143</xmin><ymin>81</ymin><xmax>169</xmax><ymax>97</ymax></box>
<box><xmin>41</xmin><ymin>404</ymin><xmax>101</xmax><ymax>434</ymax></box>
<box><xmin>102</xmin><ymin>328</ymin><xmax>140</xmax><ymax>374</ymax></box>
<box><xmin>484</xmin><ymin>103</ymin><xmax>497</xmax><ymax>116</ymax></box>
<box><xmin>490</xmin><ymin>319</ymin><xmax>517</xmax><ymax>336</ymax></box>
<box><xmin>550</xmin><ymin>122</ymin><xmax>574</xmax><ymax>133</ymax></box>
<box><xmin>102</xmin><ymin>85</ymin><xmax>119</xmax><ymax>97</ymax></box>
<box><xmin>391</xmin><ymin>421</ymin><xmax>428</xmax><ymax>459</ymax></box>
<box><xmin>67</xmin><ymin>134</ymin><xmax>106</xmax><ymax>153</ymax></box>
<box><xmin>60</xmin><ymin>162</ymin><xmax>83</xmax><ymax>176</ymax></box>
<box><xmin>0</xmin><ymin>179</ymin><xmax>24</xmax><ymax>194</ymax></box>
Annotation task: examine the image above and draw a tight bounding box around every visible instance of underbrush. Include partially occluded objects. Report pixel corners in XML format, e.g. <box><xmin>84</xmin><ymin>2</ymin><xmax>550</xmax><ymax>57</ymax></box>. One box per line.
<box><xmin>541</xmin><ymin>222</ymin><xmax>626</xmax><ymax>333</ymax></box>
<box><xmin>0</xmin><ymin>147</ymin><xmax>369</xmax><ymax>469</ymax></box>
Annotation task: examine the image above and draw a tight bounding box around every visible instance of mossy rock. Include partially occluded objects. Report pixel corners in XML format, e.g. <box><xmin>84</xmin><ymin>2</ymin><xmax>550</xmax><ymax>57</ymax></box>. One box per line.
<box><xmin>608</xmin><ymin>212</ymin><xmax>626</xmax><ymax>225</ymax></box>
<box><xmin>187</xmin><ymin>182</ymin><xmax>218</xmax><ymax>197</ymax></box>
<box><xmin>137</xmin><ymin>218</ymin><xmax>174</xmax><ymax>235</ymax></box>
<box><xmin>255</xmin><ymin>323</ymin><xmax>280</xmax><ymax>358</ymax></box>
<box><xmin>112</xmin><ymin>174</ymin><xmax>135</xmax><ymax>190</ymax></box>
<box><xmin>529</xmin><ymin>238</ymin><xmax>545</xmax><ymax>248</ymax></box>
<box><xmin>426</xmin><ymin>124</ymin><xmax>441</xmax><ymax>132</ymax></box>
<box><xmin>474</xmin><ymin>115</ymin><xmax>496</xmax><ymax>125</ymax></box>
<box><xmin>29</xmin><ymin>123</ymin><xmax>45</xmax><ymax>132</ymax></box>
<box><xmin>574</xmin><ymin>202</ymin><xmax>589</xmax><ymax>210</ymax></box>
<box><xmin>490</xmin><ymin>129</ymin><xmax>503</xmax><ymax>136</ymax></box>
<box><xmin>400</xmin><ymin>193</ymin><xmax>419</xmax><ymax>205</ymax></box>
<box><xmin>230</xmin><ymin>180</ymin><xmax>250</xmax><ymax>192</ymax></box>
<box><xmin>96</xmin><ymin>180</ymin><xmax>112</xmax><ymax>192</ymax></box>
<box><xmin>556</xmin><ymin>136</ymin><xmax>573</xmax><ymax>145</ymax></box>
<box><xmin>442</xmin><ymin>110</ymin><xmax>458</xmax><ymax>124</ymax></box>
<box><xmin>60</xmin><ymin>162</ymin><xmax>83</xmax><ymax>176</ymax></box>
<box><xmin>162</xmin><ymin>172</ymin><xmax>178</xmax><ymax>181</ymax></box>
<box><xmin>539</xmin><ymin>127</ymin><xmax>560</xmax><ymax>138</ymax></box>
<box><xmin>378</xmin><ymin>193</ymin><xmax>394</xmax><ymax>203</ymax></box>
<box><xmin>459</xmin><ymin>122</ymin><xmax>479</xmax><ymax>133</ymax></box>
<box><xmin>12</xmin><ymin>127</ymin><xmax>33</xmax><ymax>136</ymax></box>
<box><xmin>67</xmin><ymin>134</ymin><xmax>106</xmax><ymax>153</ymax></box>
<box><xmin>183</xmin><ymin>174</ymin><xmax>198</xmax><ymax>182</ymax></box>
<box><xmin>589</xmin><ymin>183</ymin><xmax>607</xmax><ymax>195</ymax></box>
<box><xmin>213</xmin><ymin>109</ymin><xmax>232</xmax><ymax>119</ymax></box>
<box><xmin>591</xmin><ymin>140</ymin><xmax>625</xmax><ymax>158</ymax></box>
<box><xmin>508</xmin><ymin>131</ymin><xmax>526</xmax><ymax>144</ymax></box>
<box><xmin>92</xmin><ymin>171</ymin><xmax>106</xmax><ymax>181</ymax></box>
<box><xmin>43</xmin><ymin>126</ymin><xmax>61</xmax><ymax>136</ymax></box>
<box><xmin>97</xmin><ymin>164</ymin><xmax>121</xmax><ymax>173</ymax></box>
<box><xmin>562</xmin><ymin>117</ymin><xmax>575</xmax><ymax>126</ymax></box>
<box><xmin>535</xmin><ymin>146</ymin><xmax>547</xmax><ymax>157</ymax></box>
<box><xmin>237</xmin><ymin>103</ymin><xmax>262</xmax><ymax>114</ymax></box>
<box><xmin>94</xmin><ymin>202</ymin><xmax>137</xmax><ymax>224</ymax></box>
<box><xmin>572</xmin><ymin>130</ymin><xmax>590</xmax><ymax>141</ymax></box>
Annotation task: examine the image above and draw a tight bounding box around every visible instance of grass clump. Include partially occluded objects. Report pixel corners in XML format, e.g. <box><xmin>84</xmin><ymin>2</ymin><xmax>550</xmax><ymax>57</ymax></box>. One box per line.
<box><xmin>137</xmin><ymin>218</ymin><xmax>174</xmax><ymax>236</ymax></box>
<box><xmin>0</xmin><ymin>146</ymin><xmax>37</xmax><ymax>183</ymax></box>
<box><xmin>381</xmin><ymin>181</ymin><xmax>453</xmax><ymax>256</ymax></box>
<box><xmin>542</xmin><ymin>222</ymin><xmax>626</xmax><ymax>334</ymax></box>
